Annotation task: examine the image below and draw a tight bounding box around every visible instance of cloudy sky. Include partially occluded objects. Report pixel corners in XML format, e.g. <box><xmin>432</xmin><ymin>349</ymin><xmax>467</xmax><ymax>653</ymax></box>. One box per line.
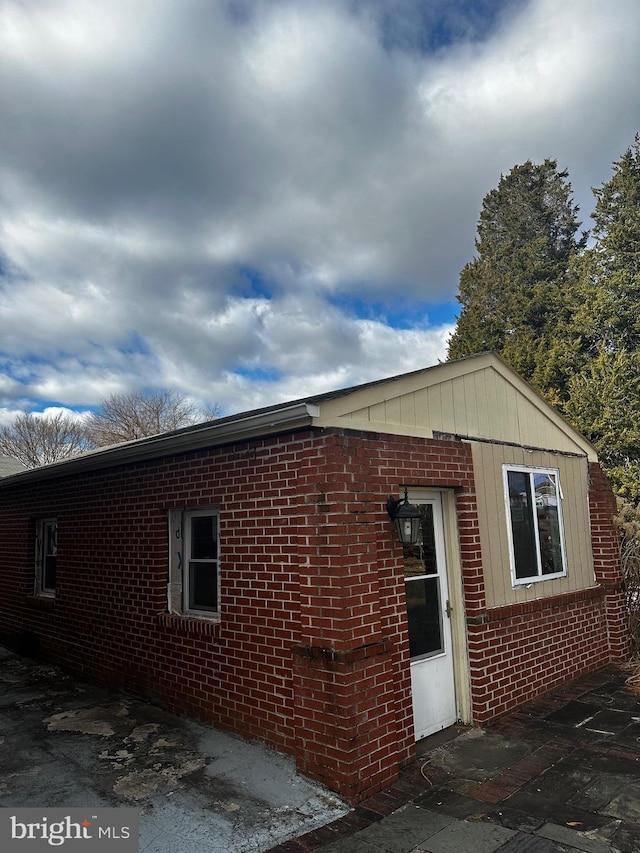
<box><xmin>1</xmin><ymin>0</ymin><xmax>639</xmax><ymax>423</ymax></box>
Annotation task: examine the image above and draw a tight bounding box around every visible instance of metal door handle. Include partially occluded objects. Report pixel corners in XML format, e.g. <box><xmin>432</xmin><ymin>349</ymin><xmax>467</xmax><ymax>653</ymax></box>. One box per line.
<box><xmin>445</xmin><ymin>599</ymin><xmax>453</xmax><ymax>618</ymax></box>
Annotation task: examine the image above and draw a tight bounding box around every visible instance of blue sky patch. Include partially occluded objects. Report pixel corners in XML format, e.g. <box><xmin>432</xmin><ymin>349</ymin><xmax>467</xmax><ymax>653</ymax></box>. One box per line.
<box><xmin>234</xmin><ymin>365</ymin><xmax>282</xmax><ymax>383</ymax></box>
<box><xmin>363</xmin><ymin>0</ymin><xmax>525</xmax><ymax>54</ymax></box>
<box><xmin>326</xmin><ymin>293</ymin><xmax>458</xmax><ymax>329</ymax></box>
<box><xmin>232</xmin><ymin>266</ymin><xmax>274</xmax><ymax>301</ymax></box>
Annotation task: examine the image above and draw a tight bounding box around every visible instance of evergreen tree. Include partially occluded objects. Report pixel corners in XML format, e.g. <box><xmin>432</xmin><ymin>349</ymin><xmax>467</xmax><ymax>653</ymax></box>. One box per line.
<box><xmin>570</xmin><ymin>135</ymin><xmax>640</xmax><ymax>356</ymax></box>
<box><xmin>448</xmin><ymin>137</ymin><xmax>640</xmax><ymax>502</ymax></box>
<box><xmin>447</xmin><ymin>159</ymin><xmax>586</xmax><ymax>377</ymax></box>
<box><xmin>564</xmin><ymin>136</ymin><xmax>640</xmax><ymax>501</ymax></box>
<box><xmin>565</xmin><ymin>349</ymin><xmax>640</xmax><ymax>502</ymax></box>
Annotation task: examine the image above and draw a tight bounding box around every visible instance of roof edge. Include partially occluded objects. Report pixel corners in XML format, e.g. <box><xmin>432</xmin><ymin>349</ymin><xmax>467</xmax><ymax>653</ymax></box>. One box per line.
<box><xmin>0</xmin><ymin>402</ymin><xmax>319</xmax><ymax>487</ymax></box>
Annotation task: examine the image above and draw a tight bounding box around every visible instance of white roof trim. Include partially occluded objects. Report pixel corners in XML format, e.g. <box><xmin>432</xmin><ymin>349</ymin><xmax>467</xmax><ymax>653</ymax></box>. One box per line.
<box><xmin>0</xmin><ymin>352</ymin><xmax>600</xmax><ymax>485</ymax></box>
<box><xmin>0</xmin><ymin>403</ymin><xmax>319</xmax><ymax>486</ymax></box>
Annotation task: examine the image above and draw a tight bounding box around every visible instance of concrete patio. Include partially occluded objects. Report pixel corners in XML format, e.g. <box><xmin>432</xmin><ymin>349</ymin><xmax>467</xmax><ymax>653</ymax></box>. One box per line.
<box><xmin>2</xmin><ymin>642</ymin><xmax>640</xmax><ymax>853</ymax></box>
<box><xmin>0</xmin><ymin>645</ymin><xmax>347</xmax><ymax>852</ymax></box>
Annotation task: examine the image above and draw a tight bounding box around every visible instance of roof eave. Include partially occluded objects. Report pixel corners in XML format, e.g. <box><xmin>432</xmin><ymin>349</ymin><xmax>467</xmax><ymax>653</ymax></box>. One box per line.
<box><xmin>0</xmin><ymin>402</ymin><xmax>320</xmax><ymax>487</ymax></box>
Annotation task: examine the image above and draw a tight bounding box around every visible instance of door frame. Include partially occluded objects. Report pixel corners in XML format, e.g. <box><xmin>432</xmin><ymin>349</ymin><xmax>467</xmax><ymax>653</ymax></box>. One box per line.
<box><xmin>407</xmin><ymin>488</ymin><xmax>472</xmax><ymax>727</ymax></box>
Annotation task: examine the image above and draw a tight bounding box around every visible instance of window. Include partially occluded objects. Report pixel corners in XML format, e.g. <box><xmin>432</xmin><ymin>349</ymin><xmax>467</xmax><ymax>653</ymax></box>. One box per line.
<box><xmin>35</xmin><ymin>518</ymin><xmax>57</xmax><ymax>595</ymax></box>
<box><xmin>503</xmin><ymin>466</ymin><xmax>567</xmax><ymax>585</ymax></box>
<box><xmin>403</xmin><ymin>503</ymin><xmax>445</xmax><ymax>660</ymax></box>
<box><xmin>168</xmin><ymin>507</ymin><xmax>220</xmax><ymax>618</ymax></box>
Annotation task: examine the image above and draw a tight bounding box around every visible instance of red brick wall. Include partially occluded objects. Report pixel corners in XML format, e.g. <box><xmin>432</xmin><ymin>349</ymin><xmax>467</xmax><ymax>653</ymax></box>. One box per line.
<box><xmin>588</xmin><ymin>462</ymin><xmax>630</xmax><ymax>661</ymax></box>
<box><xmin>462</xmin><ymin>460</ymin><xmax>629</xmax><ymax>724</ymax></box>
<box><xmin>0</xmin><ymin>428</ymin><xmax>628</xmax><ymax>803</ymax></box>
<box><xmin>289</xmin><ymin>429</ymin><xmax>478</xmax><ymax>800</ymax></box>
<box><xmin>0</xmin><ymin>428</ymin><xmax>477</xmax><ymax>802</ymax></box>
<box><xmin>467</xmin><ymin>590</ymin><xmax>611</xmax><ymax>721</ymax></box>
<box><xmin>0</xmin><ymin>436</ymin><xmax>308</xmax><ymax>758</ymax></box>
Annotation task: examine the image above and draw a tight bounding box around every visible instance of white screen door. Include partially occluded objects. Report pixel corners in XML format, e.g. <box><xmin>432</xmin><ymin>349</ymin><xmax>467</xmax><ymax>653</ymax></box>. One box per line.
<box><xmin>404</xmin><ymin>493</ymin><xmax>457</xmax><ymax>739</ymax></box>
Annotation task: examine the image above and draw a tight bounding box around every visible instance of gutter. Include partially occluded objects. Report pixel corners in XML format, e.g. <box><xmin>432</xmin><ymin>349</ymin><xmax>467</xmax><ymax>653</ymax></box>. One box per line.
<box><xmin>0</xmin><ymin>403</ymin><xmax>320</xmax><ymax>487</ymax></box>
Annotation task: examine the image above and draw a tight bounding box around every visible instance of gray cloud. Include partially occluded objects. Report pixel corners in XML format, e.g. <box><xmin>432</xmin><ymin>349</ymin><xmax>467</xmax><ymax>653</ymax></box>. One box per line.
<box><xmin>1</xmin><ymin>0</ymin><xmax>639</xmax><ymax>417</ymax></box>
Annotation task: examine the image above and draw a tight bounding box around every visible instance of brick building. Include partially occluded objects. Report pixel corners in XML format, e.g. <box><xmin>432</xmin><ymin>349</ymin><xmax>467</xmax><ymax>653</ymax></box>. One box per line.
<box><xmin>0</xmin><ymin>353</ymin><xmax>628</xmax><ymax>803</ymax></box>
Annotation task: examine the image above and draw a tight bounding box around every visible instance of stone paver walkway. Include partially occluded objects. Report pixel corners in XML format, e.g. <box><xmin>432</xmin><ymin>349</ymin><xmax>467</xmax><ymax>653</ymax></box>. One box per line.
<box><xmin>267</xmin><ymin>664</ymin><xmax>640</xmax><ymax>853</ymax></box>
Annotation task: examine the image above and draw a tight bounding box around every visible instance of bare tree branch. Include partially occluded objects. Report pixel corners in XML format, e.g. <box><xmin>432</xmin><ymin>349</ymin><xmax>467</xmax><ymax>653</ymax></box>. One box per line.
<box><xmin>87</xmin><ymin>389</ymin><xmax>219</xmax><ymax>446</ymax></box>
<box><xmin>0</xmin><ymin>390</ymin><xmax>222</xmax><ymax>467</ymax></box>
<box><xmin>0</xmin><ymin>412</ymin><xmax>93</xmax><ymax>468</ymax></box>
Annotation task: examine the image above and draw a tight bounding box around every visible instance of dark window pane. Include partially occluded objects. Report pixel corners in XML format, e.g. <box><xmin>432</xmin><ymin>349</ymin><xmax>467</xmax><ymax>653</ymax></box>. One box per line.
<box><xmin>42</xmin><ymin>521</ymin><xmax>57</xmax><ymax>591</ymax></box>
<box><xmin>43</xmin><ymin>555</ymin><xmax>56</xmax><ymax>590</ymax></box>
<box><xmin>419</xmin><ymin>504</ymin><xmax>437</xmax><ymax>574</ymax></box>
<box><xmin>405</xmin><ymin>576</ymin><xmax>443</xmax><ymax>658</ymax></box>
<box><xmin>190</xmin><ymin>515</ymin><xmax>217</xmax><ymax>559</ymax></box>
<box><xmin>507</xmin><ymin>470</ymin><xmax>538</xmax><ymax>579</ymax></box>
<box><xmin>189</xmin><ymin>562</ymin><xmax>218</xmax><ymax>611</ymax></box>
<box><xmin>46</xmin><ymin>524</ymin><xmax>57</xmax><ymax>556</ymax></box>
<box><xmin>534</xmin><ymin>473</ymin><xmax>564</xmax><ymax>575</ymax></box>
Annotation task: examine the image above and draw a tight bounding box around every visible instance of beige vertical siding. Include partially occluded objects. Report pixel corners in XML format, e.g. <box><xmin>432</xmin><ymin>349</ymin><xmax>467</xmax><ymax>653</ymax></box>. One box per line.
<box><xmin>316</xmin><ymin>363</ymin><xmax>594</xmax><ymax>460</ymax></box>
<box><xmin>471</xmin><ymin>442</ymin><xmax>596</xmax><ymax>609</ymax></box>
<box><xmin>313</xmin><ymin>359</ymin><xmax>598</xmax><ymax>610</ymax></box>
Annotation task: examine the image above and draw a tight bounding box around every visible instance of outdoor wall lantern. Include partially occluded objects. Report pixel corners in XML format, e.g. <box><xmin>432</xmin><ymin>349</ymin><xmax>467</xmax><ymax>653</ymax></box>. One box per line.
<box><xmin>386</xmin><ymin>487</ymin><xmax>422</xmax><ymax>546</ymax></box>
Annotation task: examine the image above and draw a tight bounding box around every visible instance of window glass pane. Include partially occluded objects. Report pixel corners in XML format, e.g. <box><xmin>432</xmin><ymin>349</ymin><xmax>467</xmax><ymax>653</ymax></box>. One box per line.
<box><xmin>403</xmin><ymin>504</ymin><xmax>437</xmax><ymax>578</ymax></box>
<box><xmin>534</xmin><ymin>473</ymin><xmax>564</xmax><ymax>575</ymax></box>
<box><xmin>419</xmin><ymin>504</ymin><xmax>437</xmax><ymax>574</ymax></box>
<box><xmin>43</xmin><ymin>556</ymin><xmax>56</xmax><ymax>590</ymax></box>
<box><xmin>46</xmin><ymin>523</ymin><xmax>57</xmax><ymax>556</ymax></box>
<box><xmin>190</xmin><ymin>515</ymin><xmax>217</xmax><ymax>559</ymax></box>
<box><xmin>405</xmin><ymin>576</ymin><xmax>443</xmax><ymax>658</ymax></box>
<box><xmin>42</xmin><ymin>521</ymin><xmax>57</xmax><ymax>591</ymax></box>
<box><xmin>507</xmin><ymin>470</ymin><xmax>538</xmax><ymax>580</ymax></box>
<box><xmin>188</xmin><ymin>562</ymin><xmax>218</xmax><ymax>611</ymax></box>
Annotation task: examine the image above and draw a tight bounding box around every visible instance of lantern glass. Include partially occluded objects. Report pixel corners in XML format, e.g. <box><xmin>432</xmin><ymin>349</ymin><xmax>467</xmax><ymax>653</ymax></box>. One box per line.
<box><xmin>394</xmin><ymin>501</ymin><xmax>422</xmax><ymax>546</ymax></box>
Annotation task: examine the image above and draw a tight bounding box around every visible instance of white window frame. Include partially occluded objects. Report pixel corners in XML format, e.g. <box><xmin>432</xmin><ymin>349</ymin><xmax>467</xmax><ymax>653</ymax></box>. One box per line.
<box><xmin>35</xmin><ymin>518</ymin><xmax>57</xmax><ymax>596</ymax></box>
<box><xmin>503</xmin><ymin>465</ymin><xmax>568</xmax><ymax>586</ymax></box>
<box><xmin>167</xmin><ymin>507</ymin><xmax>220</xmax><ymax>619</ymax></box>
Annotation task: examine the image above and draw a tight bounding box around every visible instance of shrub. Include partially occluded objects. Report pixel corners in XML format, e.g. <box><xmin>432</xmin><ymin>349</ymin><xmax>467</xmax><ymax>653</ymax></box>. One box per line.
<box><xmin>615</xmin><ymin>499</ymin><xmax>640</xmax><ymax>659</ymax></box>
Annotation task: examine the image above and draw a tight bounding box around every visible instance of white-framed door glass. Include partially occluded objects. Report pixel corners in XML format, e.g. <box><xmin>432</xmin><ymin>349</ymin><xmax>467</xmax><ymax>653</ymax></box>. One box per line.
<box><xmin>404</xmin><ymin>493</ymin><xmax>457</xmax><ymax>739</ymax></box>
